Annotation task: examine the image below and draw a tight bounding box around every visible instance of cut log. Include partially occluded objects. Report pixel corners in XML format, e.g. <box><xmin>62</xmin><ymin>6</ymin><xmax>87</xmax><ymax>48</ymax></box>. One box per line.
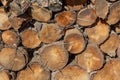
<box><xmin>77</xmin><ymin>7</ymin><xmax>97</xmax><ymax>27</ymax></box>
<box><xmin>48</xmin><ymin>0</ymin><xmax>62</xmax><ymax>12</ymax></box>
<box><xmin>31</xmin><ymin>2</ymin><xmax>52</xmax><ymax>22</ymax></box>
<box><xmin>107</xmin><ymin>1</ymin><xmax>120</xmax><ymax>25</ymax></box>
<box><xmin>0</xmin><ymin>47</ymin><xmax>28</xmax><ymax>71</ymax></box>
<box><xmin>16</xmin><ymin>63</ymin><xmax>50</xmax><ymax>80</ymax></box>
<box><xmin>93</xmin><ymin>58</ymin><xmax>120</xmax><ymax>80</ymax></box>
<box><xmin>85</xmin><ymin>20</ymin><xmax>110</xmax><ymax>45</ymax></box>
<box><xmin>0</xmin><ymin>7</ymin><xmax>11</xmax><ymax>30</ymax></box>
<box><xmin>64</xmin><ymin>28</ymin><xmax>86</xmax><ymax>54</ymax></box>
<box><xmin>38</xmin><ymin>23</ymin><xmax>63</xmax><ymax>43</ymax></box>
<box><xmin>9</xmin><ymin>15</ymin><xmax>27</xmax><ymax>30</ymax></box>
<box><xmin>0</xmin><ymin>70</ymin><xmax>10</xmax><ymax>80</ymax></box>
<box><xmin>55</xmin><ymin>11</ymin><xmax>76</xmax><ymax>28</ymax></box>
<box><xmin>54</xmin><ymin>65</ymin><xmax>90</xmax><ymax>80</ymax></box>
<box><xmin>20</xmin><ymin>29</ymin><xmax>41</xmax><ymax>49</ymax></box>
<box><xmin>76</xmin><ymin>43</ymin><xmax>104</xmax><ymax>73</ymax></box>
<box><xmin>36</xmin><ymin>0</ymin><xmax>49</xmax><ymax>7</ymax></box>
<box><xmin>2</xmin><ymin>30</ymin><xmax>19</xmax><ymax>46</ymax></box>
<box><xmin>38</xmin><ymin>41</ymin><xmax>68</xmax><ymax>71</ymax></box>
<box><xmin>9</xmin><ymin>0</ymin><xmax>31</xmax><ymax>16</ymax></box>
<box><xmin>100</xmin><ymin>31</ymin><xmax>120</xmax><ymax>57</ymax></box>
<box><xmin>95</xmin><ymin>0</ymin><xmax>109</xmax><ymax>19</ymax></box>
<box><xmin>63</xmin><ymin>0</ymin><xmax>85</xmax><ymax>11</ymax></box>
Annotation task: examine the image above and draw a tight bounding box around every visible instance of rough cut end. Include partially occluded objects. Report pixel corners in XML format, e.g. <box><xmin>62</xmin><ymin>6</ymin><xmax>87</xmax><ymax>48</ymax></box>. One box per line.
<box><xmin>0</xmin><ymin>7</ymin><xmax>11</xmax><ymax>30</ymax></box>
<box><xmin>107</xmin><ymin>1</ymin><xmax>120</xmax><ymax>25</ymax></box>
<box><xmin>39</xmin><ymin>42</ymin><xmax>68</xmax><ymax>71</ymax></box>
<box><xmin>77</xmin><ymin>8</ymin><xmax>97</xmax><ymax>27</ymax></box>
<box><xmin>85</xmin><ymin>20</ymin><xmax>110</xmax><ymax>45</ymax></box>
<box><xmin>21</xmin><ymin>29</ymin><xmax>41</xmax><ymax>49</ymax></box>
<box><xmin>76</xmin><ymin>43</ymin><xmax>104</xmax><ymax>73</ymax></box>
<box><xmin>100</xmin><ymin>32</ymin><xmax>120</xmax><ymax>57</ymax></box>
<box><xmin>0</xmin><ymin>47</ymin><xmax>28</xmax><ymax>71</ymax></box>
<box><xmin>38</xmin><ymin>23</ymin><xmax>63</xmax><ymax>43</ymax></box>
<box><xmin>93</xmin><ymin>59</ymin><xmax>120</xmax><ymax>80</ymax></box>
<box><xmin>2</xmin><ymin>30</ymin><xmax>19</xmax><ymax>46</ymax></box>
<box><xmin>54</xmin><ymin>65</ymin><xmax>90</xmax><ymax>80</ymax></box>
<box><xmin>55</xmin><ymin>11</ymin><xmax>76</xmax><ymax>27</ymax></box>
<box><xmin>16</xmin><ymin>63</ymin><xmax>50</xmax><ymax>80</ymax></box>
<box><xmin>64</xmin><ymin>28</ymin><xmax>86</xmax><ymax>54</ymax></box>
<box><xmin>31</xmin><ymin>3</ymin><xmax>52</xmax><ymax>22</ymax></box>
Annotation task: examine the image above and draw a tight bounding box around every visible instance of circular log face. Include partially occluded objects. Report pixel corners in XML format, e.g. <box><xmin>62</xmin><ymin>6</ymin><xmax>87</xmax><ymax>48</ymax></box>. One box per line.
<box><xmin>39</xmin><ymin>42</ymin><xmax>68</xmax><ymax>71</ymax></box>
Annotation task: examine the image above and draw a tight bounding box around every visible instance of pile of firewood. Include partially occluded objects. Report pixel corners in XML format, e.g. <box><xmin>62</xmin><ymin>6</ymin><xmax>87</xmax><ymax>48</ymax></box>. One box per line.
<box><xmin>0</xmin><ymin>0</ymin><xmax>120</xmax><ymax>80</ymax></box>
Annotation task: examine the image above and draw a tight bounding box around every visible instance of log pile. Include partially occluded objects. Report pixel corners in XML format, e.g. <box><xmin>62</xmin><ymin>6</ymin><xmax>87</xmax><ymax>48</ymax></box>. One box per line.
<box><xmin>0</xmin><ymin>0</ymin><xmax>120</xmax><ymax>80</ymax></box>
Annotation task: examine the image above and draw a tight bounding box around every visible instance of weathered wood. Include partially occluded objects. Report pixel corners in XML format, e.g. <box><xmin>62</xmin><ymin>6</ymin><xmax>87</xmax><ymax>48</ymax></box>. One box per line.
<box><xmin>0</xmin><ymin>47</ymin><xmax>28</xmax><ymax>71</ymax></box>
<box><xmin>63</xmin><ymin>0</ymin><xmax>85</xmax><ymax>11</ymax></box>
<box><xmin>2</xmin><ymin>30</ymin><xmax>19</xmax><ymax>46</ymax></box>
<box><xmin>16</xmin><ymin>63</ymin><xmax>50</xmax><ymax>80</ymax></box>
<box><xmin>54</xmin><ymin>65</ymin><xmax>90</xmax><ymax>80</ymax></box>
<box><xmin>9</xmin><ymin>0</ymin><xmax>31</xmax><ymax>16</ymax></box>
<box><xmin>85</xmin><ymin>20</ymin><xmax>110</xmax><ymax>45</ymax></box>
<box><xmin>9</xmin><ymin>15</ymin><xmax>27</xmax><ymax>30</ymax></box>
<box><xmin>77</xmin><ymin>7</ymin><xmax>97</xmax><ymax>27</ymax></box>
<box><xmin>0</xmin><ymin>7</ymin><xmax>11</xmax><ymax>30</ymax></box>
<box><xmin>55</xmin><ymin>11</ymin><xmax>76</xmax><ymax>27</ymax></box>
<box><xmin>95</xmin><ymin>0</ymin><xmax>109</xmax><ymax>19</ymax></box>
<box><xmin>20</xmin><ymin>29</ymin><xmax>41</xmax><ymax>49</ymax></box>
<box><xmin>107</xmin><ymin>1</ymin><xmax>120</xmax><ymax>25</ymax></box>
<box><xmin>31</xmin><ymin>2</ymin><xmax>52</xmax><ymax>22</ymax></box>
<box><xmin>100</xmin><ymin>31</ymin><xmax>120</xmax><ymax>57</ymax></box>
<box><xmin>93</xmin><ymin>59</ymin><xmax>120</xmax><ymax>80</ymax></box>
<box><xmin>38</xmin><ymin>23</ymin><xmax>63</xmax><ymax>43</ymax></box>
<box><xmin>64</xmin><ymin>28</ymin><xmax>86</xmax><ymax>54</ymax></box>
<box><xmin>76</xmin><ymin>43</ymin><xmax>104</xmax><ymax>73</ymax></box>
<box><xmin>38</xmin><ymin>41</ymin><xmax>68</xmax><ymax>71</ymax></box>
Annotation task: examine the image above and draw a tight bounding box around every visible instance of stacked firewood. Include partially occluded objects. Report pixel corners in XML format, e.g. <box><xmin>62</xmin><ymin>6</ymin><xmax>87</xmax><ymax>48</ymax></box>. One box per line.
<box><xmin>0</xmin><ymin>0</ymin><xmax>120</xmax><ymax>80</ymax></box>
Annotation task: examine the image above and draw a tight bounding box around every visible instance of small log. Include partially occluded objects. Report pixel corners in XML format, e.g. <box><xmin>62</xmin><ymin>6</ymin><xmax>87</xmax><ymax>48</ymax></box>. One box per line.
<box><xmin>64</xmin><ymin>28</ymin><xmax>86</xmax><ymax>54</ymax></box>
<box><xmin>38</xmin><ymin>23</ymin><xmax>63</xmax><ymax>43</ymax></box>
<box><xmin>93</xmin><ymin>58</ymin><xmax>120</xmax><ymax>80</ymax></box>
<box><xmin>85</xmin><ymin>20</ymin><xmax>110</xmax><ymax>45</ymax></box>
<box><xmin>63</xmin><ymin>0</ymin><xmax>85</xmax><ymax>11</ymax></box>
<box><xmin>16</xmin><ymin>63</ymin><xmax>50</xmax><ymax>80</ymax></box>
<box><xmin>0</xmin><ymin>70</ymin><xmax>10</xmax><ymax>80</ymax></box>
<box><xmin>20</xmin><ymin>29</ymin><xmax>41</xmax><ymax>49</ymax></box>
<box><xmin>55</xmin><ymin>11</ymin><xmax>76</xmax><ymax>28</ymax></box>
<box><xmin>100</xmin><ymin>31</ymin><xmax>120</xmax><ymax>57</ymax></box>
<box><xmin>0</xmin><ymin>47</ymin><xmax>28</xmax><ymax>71</ymax></box>
<box><xmin>76</xmin><ymin>43</ymin><xmax>104</xmax><ymax>73</ymax></box>
<box><xmin>48</xmin><ymin>0</ymin><xmax>62</xmax><ymax>12</ymax></box>
<box><xmin>77</xmin><ymin>7</ymin><xmax>97</xmax><ymax>27</ymax></box>
<box><xmin>95</xmin><ymin>0</ymin><xmax>109</xmax><ymax>19</ymax></box>
<box><xmin>36</xmin><ymin>0</ymin><xmax>49</xmax><ymax>7</ymax></box>
<box><xmin>0</xmin><ymin>7</ymin><xmax>11</xmax><ymax>30</ymax></box>
<box><xmin>9</xmin><ymin>0</ymin><xmax>31</xmax><ymax>16</ymax></box>
<box><xmin>8</xmin><ymin>15</ymin><xmax>27</xmax><ymax>30</ymax></box>
<box><xmin>31</xmin><ymin>2</ymin><xmax>52</xmax><ymax>22</ymax></box>
<box><xmin>38</xmin><ymin>41</ymin><xmax>68</xmax><ymax>71</ymax></box>
<box><xmin>54</xmin><ymin>65</ymin><xmax>90</xmax><ymax>80</ymax></box>
<box><xmin>107</xmin><ymin>1</ymin><xmax>120</xmax><ymax>25</ymax></box>
<box><xmin>2</xmin><ymin>30</ymin><xmax>19</xmax><ymax>46</ymax></box>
